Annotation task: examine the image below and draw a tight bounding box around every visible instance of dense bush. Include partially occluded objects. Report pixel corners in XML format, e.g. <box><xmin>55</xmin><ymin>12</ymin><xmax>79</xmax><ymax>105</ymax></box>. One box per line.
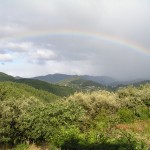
<box><xmin>117</xmin><ymin>108</ymin><xmax>135</xmax><ymax>123</ymax></box>
<box><xmin>66</xmin><ymin>91</ymin><xmax>120</xmax><ymax>118</ymax></box>
<box><xmin>117</xmin><ymin>84</ymin><xmax>150</xmax><ymax>107</ymax></box>
<box><xmin>18</xmin><ymin>101</ymin><xmax>84</xmax><ymax>145</ymax></box>
<box><xmin>117</xmin><ymin>85</ymin><xmax>150</xmax><ymax>120</ymax></box>
<box><xmin>0</xmin><ymin>96</ymin><xmax>43</xmax><ymax>145</ymax></box>
<box><xmin>0</xmin><ymin>83</ymin><xmax>150</xmax><ymax>149</ymax></box>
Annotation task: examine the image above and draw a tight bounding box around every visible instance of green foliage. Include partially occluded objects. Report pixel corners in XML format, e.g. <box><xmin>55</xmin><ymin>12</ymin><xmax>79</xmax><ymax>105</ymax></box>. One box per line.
<box><xmin>61</xmin><ymin>131</ymin><xmax>148</xmax><ymax>150</ymax></box>
<box><xmin>117</xmin><ymin>84</ymin><xmax>150</xmax><ymax>121</ymax></box>
<box><xmin>14</xmin><ymin>144</ymin><xmax>29</xmax><ymax>150</ymax></box>
<box><xmin>116</xmin><ymin>131</ymin><xmax>148</xmax><ymax>150</ymax></box>
<box><xmin>118</xmin><ymin>108</ymin><xmax>135</xmax><ymax>123</ymax></box>
<box><xmin>117</xmin><ymin>84</ymin><xmax>150</xmax><ymax>107</ymax></box>
<box><xmin>50</xmin><ymin>126</ymin><xmax>80</xmax><ymax>147</ymax></box>
<box><xmin>0</xmin><ymin>95</ymin><xmax>43</xmax><ymax>144</ymax></box>
<box><xmin>135</xmin><ymin>105</ymin><xmax>150</xmax><ymax>119</ymax></box>
<box><xmin>0</xmin><ymin>81</ymin><xmax>150</xmax><ymax>149</ymax></box>
<box><xmin>0</xmin><ymin>94</ymin><xmax>84</xmax><ymax>146</ymax></box>
<box><xmin>0</xmin><ymin>82</ymin><xmax>59</xmax><ymax>103</ymax></box>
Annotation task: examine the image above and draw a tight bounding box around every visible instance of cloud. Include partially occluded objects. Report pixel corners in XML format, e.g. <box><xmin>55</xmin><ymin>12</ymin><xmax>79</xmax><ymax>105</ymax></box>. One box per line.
<box><xmin>0</xmin><ymin>53</ymin><xmax>13</xmax><ymax>62</ymax></box>
<box><xmin>0</xmin><ymin>41</ymin><xmax>32</xmax><ymax>52</ymax></box>
<box><xmin>28</xmin><ymin>48</ymin><xmax>57</xmax><ymax>64</ymax></box>
<box><xmin>0</xmin><ymin>40</ymin><xmax>57</xmax><ymax>64</ymax></box>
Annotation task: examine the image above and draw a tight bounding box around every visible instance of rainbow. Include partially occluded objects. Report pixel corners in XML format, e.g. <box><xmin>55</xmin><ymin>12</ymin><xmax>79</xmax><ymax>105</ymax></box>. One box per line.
<box><xmin>0</xmin><ymin>29</ymin><xmax>149</xmax><ymax>55</ymax></box>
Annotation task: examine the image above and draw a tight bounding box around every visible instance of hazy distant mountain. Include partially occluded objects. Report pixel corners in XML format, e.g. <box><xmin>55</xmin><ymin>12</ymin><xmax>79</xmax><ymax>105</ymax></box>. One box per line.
<box><xmin>33</xmin><ymin>73</ymin><xmax>116</xmax><ymax>86</ymax></box>
<box><xmin>133</xmin><ymin>80</ymin><xmax>150</xmax><ymax>86</ymax></box>
<box><xmin>15</xmin><ymin>76</ymin><xmax>22</xmax><ymax>79</ymax></box>
<box><xmin>33</xmin><ymin>73</ymin><xmax>77</xmax><ymax>83</ymax></box>
<box><xmin>110</xmin><ymin>79</ymin><xmax>149</xmax><ymax>87</ymax></box>
<box><xmin>32</xmin><ymin>73</ymin><xmax>150</xmax><ymax>87</ymax></box>
<box><xmin>80</xmin><ymin>75</ymin><xmax>116</xmax><ymax>85</ymax></box>
<box><xmin>1</xmin><ymin>72</ymin><xmax>150</xmax><ymax>88</ymax></box>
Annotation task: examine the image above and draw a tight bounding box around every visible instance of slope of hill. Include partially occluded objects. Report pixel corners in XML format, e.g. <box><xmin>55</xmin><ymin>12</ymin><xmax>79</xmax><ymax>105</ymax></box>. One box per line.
<box><xmin>0</xmin><ymin>72</ymin><xmax>15</xmax><ymax>82</ymax></box>
<box><xmin>0</xmin><ymin>82</ymin><xmax>59</xmax><ymax>103</ymax></box>
<box><xmin>58</xmin><ymin>77</ymin><xmax>106</xmax><ymax>91</ymax></box>
<box><xmin>16</xmin><ymin>78</ymin><xmax>75</xmax><ymax>97</ymax></box>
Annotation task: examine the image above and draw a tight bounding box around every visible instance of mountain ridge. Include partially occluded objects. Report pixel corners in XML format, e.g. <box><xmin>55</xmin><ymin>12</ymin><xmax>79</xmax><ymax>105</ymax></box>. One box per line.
<box><xmin>1</xmin><ymin>72</ymin><xmax>150</xmax><ymax>87</ymax></box>
<box><xmin>0</xmin><ymin>72</ymin><xmax>75</xmax><ymax>97</ymax></box>
<box><xmin>32</xmin><ymin>73</ymin><xmax>116</xmax><ymax>85</ymax></box>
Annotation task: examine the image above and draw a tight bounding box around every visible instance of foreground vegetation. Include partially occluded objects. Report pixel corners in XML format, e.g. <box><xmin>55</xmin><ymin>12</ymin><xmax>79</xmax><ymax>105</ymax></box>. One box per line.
<box><xmin>0</xmin><ymin>82</ymin><xmax>150</xmax><ymax>149</ymax></box>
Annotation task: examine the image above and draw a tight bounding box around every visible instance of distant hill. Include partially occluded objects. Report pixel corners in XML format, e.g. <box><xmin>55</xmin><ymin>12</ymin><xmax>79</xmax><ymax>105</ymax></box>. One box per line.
<box><xmin>133</xmin><ymin>80</ymin><xmax>150</xmax><ymax>86</ymax></box>
<box><xmin>58</xmin><ymin>77</ymin><xmax>106</xmax><ymax>91</ymax></box>
<box><xmin>33</xmin><ymin>73</ymin><xmax>76</xmax><ymax>83</ymax></box>
<box><xmin>15</xmin><ymin>76</ymin><xmax>22</xmax><ymax>79</ymax></box>
<box><xmin>1</xmin><ymin>72</ymin><xmax>150</xmax><ymax>93</ymax></box>
<box><xmin>0</xmin><ymin>72</ymin><xmax>75</xmax><ymax>97</ymax></box>
<box><xmin>110</xmin><ymin>79</ymin><xmax>146</xmax><ymax>87</ymax></box>
<box><xmin>109</xmin><ymin>78</ymin><xmax>150</xmax><ymax>88</ymax></box>
<box><xmin>33</xmin><ymin>73</ymin><xmax>116</xmax><ymax>85</ymax></box>
<box><xmin>0</xmin><ymin>72</ymin><xmax>15</xmax><ymax>82</ymax></box>
<box><xmin>80</xmin><ymin>75</ymin><xmax>116</xmax><ymax>85</ymax></box>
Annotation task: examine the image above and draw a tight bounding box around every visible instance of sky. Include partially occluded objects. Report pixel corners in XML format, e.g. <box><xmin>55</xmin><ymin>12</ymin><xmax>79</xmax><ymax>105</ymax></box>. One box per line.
<box><xmin>0</xmin><ymin>0</ymin><xmax>150</xmax><ymax>80</ymax></box>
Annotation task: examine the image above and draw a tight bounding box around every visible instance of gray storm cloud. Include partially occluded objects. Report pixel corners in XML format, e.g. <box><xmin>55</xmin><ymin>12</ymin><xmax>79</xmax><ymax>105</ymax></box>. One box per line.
<box><xmin>0</xmin><ymin>0</ymin><xmax>150</xmax><ymax>80</ymax></box>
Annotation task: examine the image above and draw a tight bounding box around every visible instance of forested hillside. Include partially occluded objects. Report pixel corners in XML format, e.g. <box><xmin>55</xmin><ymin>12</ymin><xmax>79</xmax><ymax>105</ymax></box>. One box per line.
<box><xmin>58</xmin><ymin>77</ymin><xmax>106</xmax><ymax>91</ymax></box>
<box><xmin>0</xmin><ymin>82</ymin><xmax>150</xmax><ymax>150</ymax></box>
<box><xmin>0</xmin><ymin>72</ymin><xmax>75</xmax><ymax>97</ymax></box>
<box><xmin>33</xmin><ymin>73</ymin><xmax>116</xmax><ymax>85</ymax></box>
<box><xmin>0</xmin><ymin>72</ymin><xmax>15</xmax><ymax>82</ymax></box>
<box><xmin>0</xmin><ymin>82</ymin><xmax>59</xmax><ymax>103</ymax></box>
<box><xmin>15</xmin><ymin>79</ymin><xmax>75</xmax><ymax>97</ymax></box>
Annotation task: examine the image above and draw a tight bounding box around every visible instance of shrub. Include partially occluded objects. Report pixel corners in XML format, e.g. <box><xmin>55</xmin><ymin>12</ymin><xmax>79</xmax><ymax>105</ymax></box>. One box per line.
<box><xmin>14</xmin><ymin>143</ymin><xmax>29</xmax><ymax>150</ymax></box>
<box><xmin>135</xmin><ymin>105</ymin><xmax>150</xmax><ymax>119</ymax></box>
<box><xmin>118</xmin><ymin>108</ymin><xmax>135</xmax><ymax>123</ymax></box>
<box><xmin>116</xmin><ymin>132</ymin><xmax>148</xmax><ymax>150</ymax></box>
<box><xmin>66</xmin><ymin>91</ymin><xmax>120</xmax><ymax>118</ymax></box>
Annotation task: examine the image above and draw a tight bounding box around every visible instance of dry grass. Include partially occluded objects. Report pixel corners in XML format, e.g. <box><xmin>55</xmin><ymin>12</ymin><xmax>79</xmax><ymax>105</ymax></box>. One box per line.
<box><xmin>116</xmin><ymin>120</ymin><xmax>150</xmax><ymax>145</ymax></box>
<box><xmin>27</xmin><ymin>144</ymin><xmax>41</xmax><ymax>150</ymax></box>
<box><xmin>27</xmin><ymin>143</ymin><xmax>58</xmax><ymax>150</ymax></box>
<box><xmin>116</xmin><ymin>120</ymin><xmax>150</xmax><ymax>132</ymax></box>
